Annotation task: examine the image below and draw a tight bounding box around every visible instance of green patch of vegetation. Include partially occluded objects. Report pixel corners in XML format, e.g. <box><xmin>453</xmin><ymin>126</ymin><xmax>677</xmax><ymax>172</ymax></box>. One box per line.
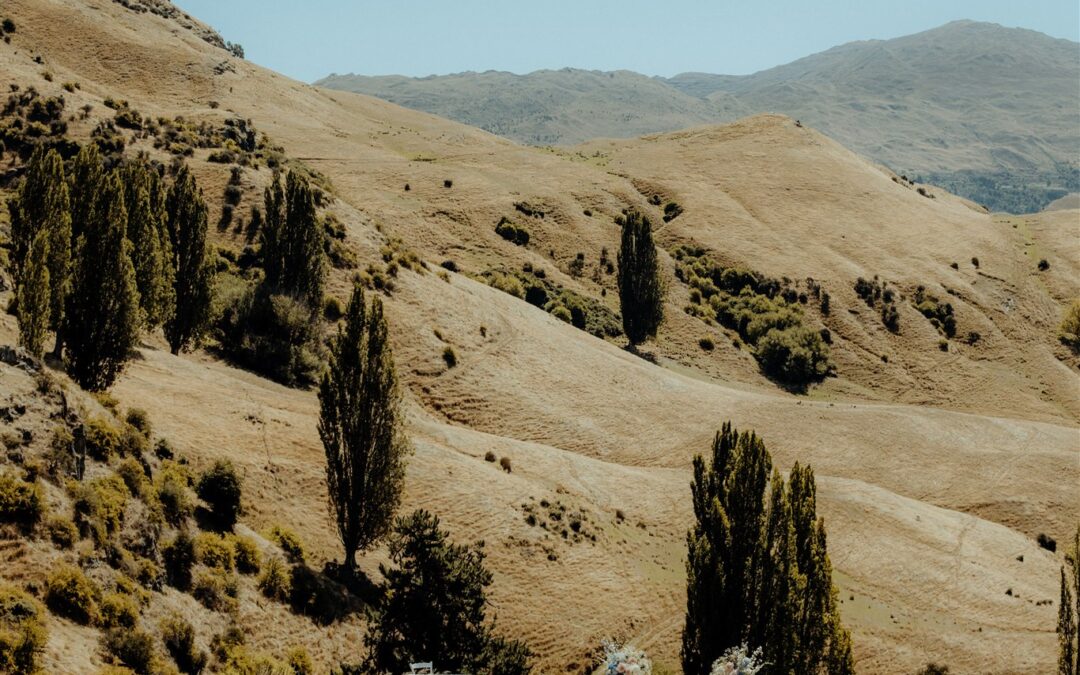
<box><xmin>495</xmin><ymin>216</ymin><xmax>530</xmax><ymax>246</ymax></box>
<box><xmin>0</xmin><ymin>584</ymin><xmax>47</xmax><ymax>673</ymax></box>
<box><xmin>0</xmin><ymin>472</ymin><xmax>44</xmax><ymax>531</ymax></box>
<box><xmin>854</xmin><ymin>276</ymin><xmax>900</xmax><ymax>332</ymax></box>
<box><xmin>672</xmin><ymin>245</ymin><xmax>830</xmax><ymax>385</ymax></box>
<box><xmin>1059</xmin><ymin>299</ymin><xmax>1080</xmax><ymax>354</ymax></box>
<box><xmin>266</xmin><ymin>524</ymin><xmax>305</xmax><ymax>563</ymax></box>
<box><xmin>45</xmin><ymin>565</ymin><xmax>101</xmax><ymax>625</ymax></box>
<box><xmin>912</xmin><ymin>285</ymin><xmax>956</xmax><ymax>338</ymax></box>
<box><xmin>478</xmin><ymin>266</ymin><xmax>622</xmax><ymax>339</ymax></box>
<box><xmin>521</xmin><ymin>497</ymin><xmax>598</xmax><ymax>544</ymax></box>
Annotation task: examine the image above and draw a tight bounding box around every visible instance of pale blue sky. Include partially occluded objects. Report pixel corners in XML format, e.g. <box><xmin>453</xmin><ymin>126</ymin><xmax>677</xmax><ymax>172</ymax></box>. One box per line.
<box><xmin>173</xmin><ymin>1</ymin><xmax>1080</xmax><ymax>82</ymax></box>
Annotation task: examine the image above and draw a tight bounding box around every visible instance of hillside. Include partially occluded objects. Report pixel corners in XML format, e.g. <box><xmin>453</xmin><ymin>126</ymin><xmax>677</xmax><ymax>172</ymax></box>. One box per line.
<box><xmin>0</xmin><ymin>1</ymin><xmax>1077</xmax><ymax>674</ymax></box>
<box><xmin>318</xmin><ymin>21</ymin><xmax>1080</xmax><ymax>213</ymax></box>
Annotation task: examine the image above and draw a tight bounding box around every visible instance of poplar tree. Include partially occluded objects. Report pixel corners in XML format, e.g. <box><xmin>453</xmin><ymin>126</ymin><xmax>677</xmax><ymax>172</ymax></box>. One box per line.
<box><xmin>65</xmin><ymin>173</ymin><xmax>141</xmax><ymax>391</ymax></box>
<box><xmin>261</xmin><ymin>170</ymin><xmax>326</xmax><ymax>307</ymax></box>
<box><xmin>1060</xmin><ymin>524</ymin><xmax>1080</xmax><ymax>675</ymax></box>
<box><xmin>10</xmin><ymin>147</ymin><xmax>71</xmax><ymax>356</ymax></box>
<box><xmin>318</xmin><ymin>282</ymin><xmax>408</xmax><ymax>572</ymax></box>
<box><xmin>683</xmin><ymin>424</ymin><xmax>852</xmax><ymax>675</ymax></box>
<box><xmin>164</xmin><ymin>166</ymin><xmax>214</xmax><ymax>354</ymax></box>
<box><xmin>617</xmin><ymin>210</ymin><xmax>663</xmax><ymax>345</ymax></box>
<box><xmin>121</xmin><ymin>160</ymin><xmax>173</xmax><ymax>328</ymax></box>
<box><xmin>16</xmin><ymin>230</ymin><xmax>50</xmax><ymax>357</ymax></box>
<box><xmin>68</xmin><ymin>143</ymin><xmax>104</xmax><ymax>243</ymax></box>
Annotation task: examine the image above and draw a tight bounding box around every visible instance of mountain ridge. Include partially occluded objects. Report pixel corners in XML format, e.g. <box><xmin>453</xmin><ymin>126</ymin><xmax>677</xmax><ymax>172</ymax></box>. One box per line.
<box><xmin>317</xmin><ymin>20</ymin><xmax>1080</xmax><ymax>213</ymax></box>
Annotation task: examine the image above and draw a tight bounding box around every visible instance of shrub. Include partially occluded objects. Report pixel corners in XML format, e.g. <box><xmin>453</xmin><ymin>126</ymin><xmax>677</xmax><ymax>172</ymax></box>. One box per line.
<box><xmin>494</xmin><ymin>217</ymin><xmax>529</xmax><ymax>246</ymax></box>
<box><xmin>192</xmin><ymin>568</ymin><xmax>238</xmax><ymax>612</ymax></box>
<box><xmin>267</xmin><ymin>525</ymin><xmax>305</xmax><ymax>562</ymax></box>
<box><xmin>85</xmin><ymin>418</ymin><xmax>122</xmax><ymax>460</ymax></box>
<box><xmin>0</xmin><ymin>473</ymin><xmax>44</xmax><ymax>531</ymax></box>
<box><xmin>0</xmin><ymin>584</ymin><xmax>47</xmax><ymax>674</ymax></box>
<box><xmin>917</xmin><ymin>664</ymin><xmax>950</xmax><ymax>675</ymax></box>
<box><xmin>499</xmin><ymin>457</ymin><xmax>512</xmax><ymax>473</ymax></box>
<box><xmin>551</xmin><ymin>305</ymin><xmax>572</xmax><ymax>323</ymax></box>
<box><xmin>486</xmin><ymin>271</ymin><xmax>524</xmax><ymax>298</ymax></box>
<box><xmin>161</xmin><ymin>614</ymin><xmax>208</xmax><ymax>675</ymax></box>
<box><xmin>45</xmin><ymin>515</ymin><xmax>78</xmax><ymax>548</ymax></box>
<box><xmin>698</xmin><ymin>337</ymin><xmax>715</xmax><ymax>351</ymax></box>
<box><xmin>99</xmin><ymin>592</ymin><xmax>139</xmax><ymax>629</ymax></box>
<box><xmin>965</xmin><ymin>331</ymin><xmax>981</xmax><ymax>345</ymax></box>
<box><xmin>117</xmin><ymin>458</ymin><xmax>150</xmax><ymax>499</ymax></box>
<box><xmin>971</xmin><ymin>257</ymin><xmax>980</xmax><ymax>268</ymax></box>
<box><xmin>1037</xmin><ymin>533</ymin><xmax>1056</xmax><ymax>552</ymax></box>
<box><xmin>1058</xmin><ymin>299</ymin><xmax>1080</xmax><ymax>353</ymax></box>
<box><xmin>232</xmin><ymin>535</ymin><xmax>261</xmax><ymax>574</ymax></box>
<box><xmin>73</xmin><ymin>474</ymin><xmax>129</xmax><ymax>544</ymax></box>
<box><xmin>324</xmin><ymin>296</ymin><xmax>345</xmax><ymax>321</ymax></box>
<box><xmin>102</xmin><ymin>627</ymin><xmax>155</xmax><ymax>673</ymax></box>
<box><xmin>162</xmin><ymin>530</ymin><xmax>196</xmax><ymax>590</ymax></box>
<box><xmin>195</xmin><ymin>532</ymin><xmax>235</xmax><ymax>571</ymax></box>
<box><xmin>216</xmin><ymin>288</ymin><xmax>323</xmax><ymax>387</ymax></box>
<box><xmin>1037</xmin><ymin>259</ymin><xmax>1050</xmax><ymax>271</ymax></box>
<box><xmin>881</xmin><ymin>302</ymin><xmax>900</xmax><ymax>332</ymax></box>
<box><xmin>754</xmin><ymin>326</ymin><xmax>830</xmax><ymax>384</ymax></box>
<box><xmin>124</xmin><ymin>409</ymin><xmax>152</xmax><ymax>438</ymax></box>
<box><xmin>443</xmin><ymin>179</ymin><xmax>453</xmax><ymax>188</ymax></box>
<box><xmin>484</xmin><ymin>451</ymin><xmax>496</xmax><ymax>463</ymax></box>
<box><xmin>45</xmin><ymin>565</ymin><xmax>100</xmax><ymax>625</ymax></box>
<box><xmin>258</xmin><ymin>557</ymin><xmax>291</xmax><ymax>602</ymax></box>
<box><xmin>938</xmin><ymin>339</ymin><xmax>949</xmax><ymax>352</ymax></box>
<box><xmin>196</xmin><ymin>460</ymin><xmax>242</xmax><ymax>530</ymax></box>
<box><xmin>288</xmin><ymin>565</ymin><xmax>342</xmax><ymax>624</ymax></box>
<box><xmin>287</xmin><ymin>646</ymin><xmax>314</xmax><ymax>675</ymax></box>
<box><xmin>950</xmin><ymin>262</ymin><xmax>959</xmax><ymax>270</ymax></box>
<box><xmin>442</xmin><ymin>346</ymin><xmax>457</xmax><ymax>368</ymax></box>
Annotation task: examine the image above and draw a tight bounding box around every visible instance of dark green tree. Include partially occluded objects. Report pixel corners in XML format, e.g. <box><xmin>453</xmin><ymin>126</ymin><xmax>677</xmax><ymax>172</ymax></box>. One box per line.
<box><xmin>319</xmin><ymin>283</ymin><xmax>408</xmax><ymax>571</ymax></box>
<box><xmin>121</xmin><ymin>160</ymin><xmax>173</xmax><ymax>328</ymax></box>
<box><xmin>64</xmin><ymin>173</ymin><xmax>141</xmax><ymax>391</ymax></box>
<box><xmin>617</xmin><ymin>210</ymin><xmax>663</xmax><ymax>345</ymax></box>
<box><xmin>164</xmin><ymin>166</ymin><xmax>214</xmax><ymax>354</ymax></box>
<box><xmin>682</xmin><ymin>423</ymin><xmax>851</xmax><ymax>675</ymax></box>
<box><xmin>16</xmin><ymin>230</ymin><xmax>50</xmax><ymax>357</ymax></box>
<box><xmin>362</xmin><ymin>510</ymin><xmax>531</xmax><ymax>675</ymax></box>
<box><xmin>68</xmin><ymin>143</ymin><xmax>104</xmax><ymax>243</ymax></box>
<box><xmin>1060</xmin><ymin>524</ymin><xmax>1080</xmax><ymax>675</ymax></box>
<box><xmin>261</xmin><ymin>171</ymin><xmax>326</xmax><ymax>307</ymax></box>
<box><xmin>10</xmin><ymin>147</ymin><xmax>71</xmax><ymax>357</ymax></box>
<box><xmin>196</xmin><ymin>460</ymin><xmax>243</xmax><ymax>531</ymax></box>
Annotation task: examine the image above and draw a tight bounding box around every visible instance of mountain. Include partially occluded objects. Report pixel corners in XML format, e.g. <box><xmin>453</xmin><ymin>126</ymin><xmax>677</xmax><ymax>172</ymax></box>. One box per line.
<box><xmin>317</xmin><ymin>21</ymin><xmax>1080</xmax><ymax>213</ymax></box>
<box><xmin>0</xmin><ymin>1</ymin><xmax>1077</xmax><ymax>673</ymax></box>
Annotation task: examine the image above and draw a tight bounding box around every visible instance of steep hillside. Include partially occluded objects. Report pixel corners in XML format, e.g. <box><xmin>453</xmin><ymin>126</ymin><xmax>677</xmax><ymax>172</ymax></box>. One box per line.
<box><xmin>319</xmin><ymin>21</ymin><xmax>1080</xmax><ymax>213</ymax></box>
<box><xmin>0</xmin><ymin>1</ymin><xmax>1077</xmax><ymax>673</ymax></box>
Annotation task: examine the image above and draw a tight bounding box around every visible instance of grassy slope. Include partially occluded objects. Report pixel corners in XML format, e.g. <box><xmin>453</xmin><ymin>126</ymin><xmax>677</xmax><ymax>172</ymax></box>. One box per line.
<box><xmin>0</xmin><ymin>1</ymin><xmax>1077</xmax><ymax>672</ymax></box>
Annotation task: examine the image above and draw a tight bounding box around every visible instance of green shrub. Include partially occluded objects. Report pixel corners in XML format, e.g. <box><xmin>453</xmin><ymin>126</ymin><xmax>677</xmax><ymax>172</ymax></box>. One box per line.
<box><xmin>287</xmin><ymin>646</ymin><xmax>313</xmax><ymax>675</ymax></box>
<box><xmin>494</xmin><ymin>217</ymin><xmax>529</xmax><ymax>246</ymax></box>
<box><xmin>116</xmin><ymin>458</ymin><xmax>150</xmax><ymax>499</ymax></box>
<box><xmin>161</xmin><ymin>614</ymin><xmax>208</xmax><ymax>675</ymax></box>
<box><xmin>156</xmin><ymin>461</ymin><xmax>193</xmax><ymax>527</ymax></box>
<box><xmin>45</xmin><ymin>515</ymin><xmax>78</xmax><ymax>548</ymax></box>
<box><xmin>323</xmin><ymin>295</ymin><xmax>344</xmax><ymax>321</ymax></box>
<box><xmin>124</xmin><ymin>409</ymin><xmax>152</xmax><ymax>438</ymax></box>
<box><xmin>101</xmin><ymin>627</ymin><xmax>155</xmax><ymax>673</ymax></box>
<box><xmin>913</xmin><ymin>286</ymin><xmax>956</xmax><ymax>338</ymax></box>
<box><xmin>486</xmin><ymin>271</ymin><xmax>525</xmax><ymax>299</ymax></box>
<box><xmin>196</xmin><ymin>460</ymin><xmax>242</xmax><ymax>530</ymax></box>
<box><xmin>1059</xmin><ymin>298</ymin><xmax>1080</xmax><ymax>353</ymax></box>
<box><xmin>698</xmin><ymin>337</ymin><xmax>715</xmax><ymax>351</ymax></box>
<box><xmin>288</xmin><ymin>565</ymin><xmax>343</xmax><ymax>624</ymax></box>
<box><xmin>0</xmin><ymin>584</ymin><xmax>48</xmax><ymax>674</ymax></box>
<box><xmin>442</xmin><ymin>346</ymin><xmax>457</xmax><ymax>368</ymax></box>
<box><xmin>85</xmin><ymin>418</ymin><xmax>122</xmax><ymax>460</ymax></box>
<box><xmin>550</xmin><ymin>305</ymin><xmax>572</xmax><ymax>323</ymax></box>
<box><xmin>45</xmin><ymin>565</ymin><xmax>100</xmax><ymax>625</ymax></box>
<box><xmin>191</xmin><ymin>568</ymin><xmax>238</xmax><ymax>613</ymax></box>
<box><xmin>499</xmin><ymin>457</ymin><xmax>512</xmax><ymax>473</ymax></box>
<box><xmin>754</xmin><ymin>326</ymin><xmax>831</xmax><ymax>384</ymax></box>
<box><xmin>99</xmin><ymin>592</ymin><xmax>139</xmax><ymax>629</ymax></box>
<box><xmin>73</xmin><ymin>474</ymin><xmax>129</xmax><ymax>544</ymax></box>
<box><xmin>231</xmin><ymin>535</ymin><xmax>260</xmax><ymax>575</ymax></box>
<box><xmin>195</xmin><ymin>532</ymin><xmax>235</xmax><ymax>571</ymax></box>
<box><xmin>162</xmin><ymin>530</ymin><xmax>196</xmax><ymax>590</ymax></box>
<box><xmin>484</xmin><ymin>451</ymin><xmax>496</xmax><ymax>463</ymax></box>
<box><xmin>267</xmin><ymin>525</ymin><xmax>304</xmax><ymax>562</ymax></box>
<box><xmin>216</xmin><ymin>288</ymin><xmax>323</xmax><ymax>387</ymax></box>
<box><xmin>0</xmin><ymin>473</ymin><xmax>44</xmax><ymax>531</ymax></box>
<box><xmin>257</xmin><ymin>557</ymin><xmax>291</xmax><ymax>602</ymax></box>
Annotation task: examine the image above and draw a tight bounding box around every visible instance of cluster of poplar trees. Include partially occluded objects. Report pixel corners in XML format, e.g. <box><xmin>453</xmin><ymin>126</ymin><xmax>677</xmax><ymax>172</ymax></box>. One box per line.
<box><xmin>10</xmin><ymin>145</ymin><xmax>213</xmax><ymax>390</ymax></box>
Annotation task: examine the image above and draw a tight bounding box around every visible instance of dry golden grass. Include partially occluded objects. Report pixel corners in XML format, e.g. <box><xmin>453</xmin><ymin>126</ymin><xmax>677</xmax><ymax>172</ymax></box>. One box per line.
<box><xmin>0</xmin><ymin>1</ymin><xmax>1077</xmax><ymax>673</ymax></box>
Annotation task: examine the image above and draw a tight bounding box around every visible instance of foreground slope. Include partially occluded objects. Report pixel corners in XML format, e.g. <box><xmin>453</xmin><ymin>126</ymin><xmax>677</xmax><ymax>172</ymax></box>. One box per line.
<box><xmin>0</xmin><ymin>1</ymin><xmax>1077</xmax><ymax>673</ymax></box>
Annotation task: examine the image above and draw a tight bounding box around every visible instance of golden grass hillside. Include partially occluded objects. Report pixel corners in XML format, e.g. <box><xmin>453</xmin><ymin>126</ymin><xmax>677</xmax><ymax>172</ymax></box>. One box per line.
<box><xmin>0</xmin><ymin>1</ymin><xmax>1077</xmax><ymax>673</ymax></box>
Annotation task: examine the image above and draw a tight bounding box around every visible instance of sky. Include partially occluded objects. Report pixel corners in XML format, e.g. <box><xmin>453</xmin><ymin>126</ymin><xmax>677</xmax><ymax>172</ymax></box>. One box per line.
<box><xmin>173</xmin><ymin>1</ymin><xmax>1080</xmax><ymax>83</ymax></box>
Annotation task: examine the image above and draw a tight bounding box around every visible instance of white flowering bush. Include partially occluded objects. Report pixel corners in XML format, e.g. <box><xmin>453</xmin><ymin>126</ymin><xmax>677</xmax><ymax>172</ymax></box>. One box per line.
<box><xmin>600</xmin><ymin>640</ymin><xmax>652</xmax><ymax>675</ymax></box>
<box><xmin>709</xmin><ymin>644</ymin><xmax>765</xmax><ymax>675</ymax></box>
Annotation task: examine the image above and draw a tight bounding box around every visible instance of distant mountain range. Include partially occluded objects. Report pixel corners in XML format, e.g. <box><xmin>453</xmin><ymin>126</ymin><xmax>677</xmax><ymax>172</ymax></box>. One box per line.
<box><xmin>317</xmin><ymin>21</ymin><xmax>1080</xmax><ymax>213</ymax></box>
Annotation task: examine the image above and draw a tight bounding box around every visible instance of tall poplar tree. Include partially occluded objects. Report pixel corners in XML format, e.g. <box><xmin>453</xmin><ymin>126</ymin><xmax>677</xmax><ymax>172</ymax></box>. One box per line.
<box><xmin>1060</xmin><ymin>524</ymin><xmax>1080</xmax><ymax>675</ymax></box>
<box><xmin>318</xmin><ymin>282</ymin><xmax>409</xmax><ymax>571</ymax></box>
<box><xmin>121</xmin><ymin>160</ymin><xmax>173</xmax><ymax>328</ymax></box>
<box><xmin>164</xmin><ymin>166</ymin><xmax>214</xmax><ymax>354</ymax></box>
<box><xmin>683</xmin><ymin>423</ymin><xmax>852</xmax><ymax>675</ymax></box>
<box><xmin>261</xmin><ymin>170</ymin><xmax>326</xmax><ymax>307</ymax></box>
<box><xmin>16</xmin><ymin>230</ymin><xmax>50</xmax><ymax>358</ymax></box>
<box><xmin>64</xmin><ymin>173</ymin><xmax>141</xmax><ymax>391</ymax></box>
<box><xmin>617</xmin><ymin>210</ymin><xmax>664</xmax><ymax>345</ymax></box>
<box><xmin>68</xmin><ymin>143</ymin><xmax>104</xmax><ymax>243</ymax></box>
